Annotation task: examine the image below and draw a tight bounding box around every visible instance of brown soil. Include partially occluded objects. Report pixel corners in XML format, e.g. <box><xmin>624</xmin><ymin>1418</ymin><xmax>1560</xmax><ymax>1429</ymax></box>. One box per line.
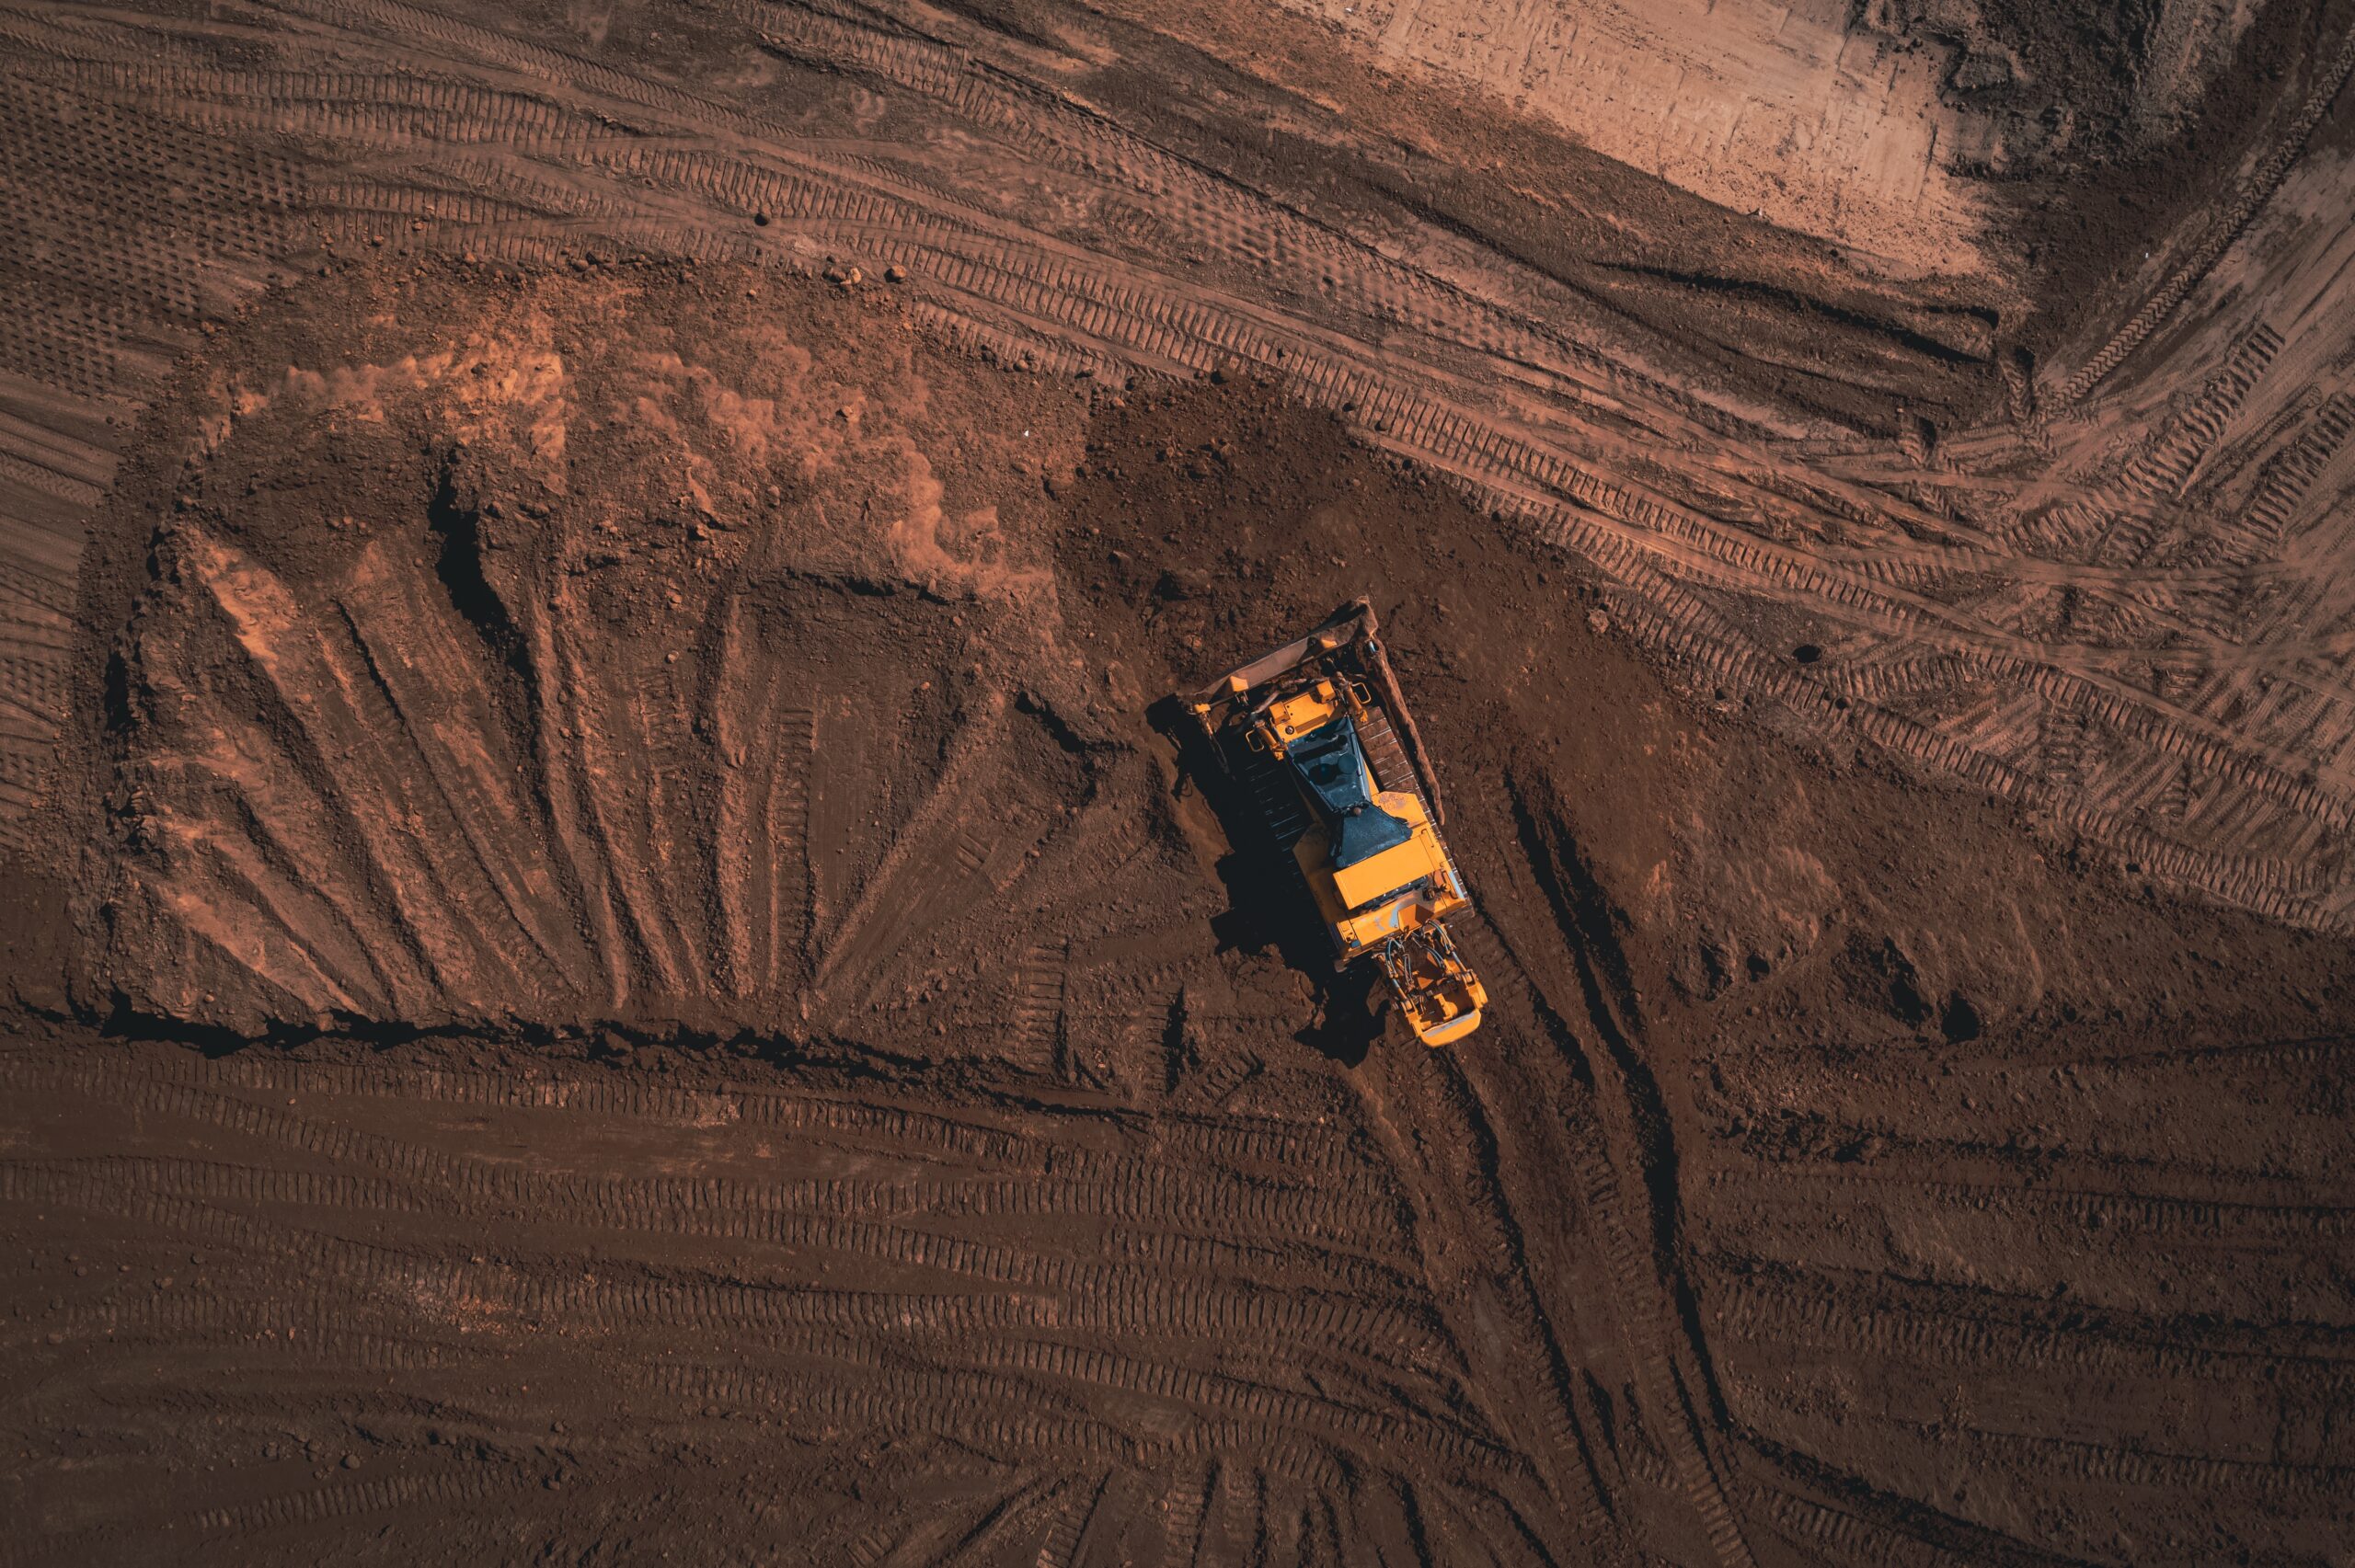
<box><xmin>1977</xmin><ymin>0</ymin><xmax>2355</xmax><ymax>368</ymax></box>
<box><xmin>6</xmin><ymin>259</ymin><xmax>2354</xmax><ymax>1564</ymax></box>
<box><xmin>4</xmin><ymin>0</ymin><xmax>2354</xmax><ymax>1558</ymax></box>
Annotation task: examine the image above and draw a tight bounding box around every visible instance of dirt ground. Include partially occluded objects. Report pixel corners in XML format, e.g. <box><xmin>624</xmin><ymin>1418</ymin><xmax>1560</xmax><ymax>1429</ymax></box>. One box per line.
<box><xmin>5</xmin><ymin>0</ymin><xmax>2355</xmax><ymax>1564</ymax></box>
<box><xmin>0</xmin><ymin>258</ymin><xmax>2349</xmax><ymax>1565</ymax></box>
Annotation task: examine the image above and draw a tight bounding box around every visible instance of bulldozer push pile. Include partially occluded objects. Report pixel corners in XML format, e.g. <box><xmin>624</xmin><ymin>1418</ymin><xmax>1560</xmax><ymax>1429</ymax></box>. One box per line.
<box><xmin>1186</xmin><ymin>600</ymin><xmax>1488</xmax><ymax>1047</ymax></box>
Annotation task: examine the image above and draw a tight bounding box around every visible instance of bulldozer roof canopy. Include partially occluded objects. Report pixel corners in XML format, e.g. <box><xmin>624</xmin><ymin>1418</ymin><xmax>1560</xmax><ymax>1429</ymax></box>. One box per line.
<box><xmin>1290</xmin><ymin>717</ymin><xmax>1412</xmax><ymax>870</ymax></box>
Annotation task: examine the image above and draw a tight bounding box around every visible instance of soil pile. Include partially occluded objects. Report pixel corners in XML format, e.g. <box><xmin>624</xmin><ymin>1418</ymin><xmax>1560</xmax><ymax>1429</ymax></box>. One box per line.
<box><xmin>78</xmin><ymin>264</ymin><xmax>1134</xmax><ymax>1047</ymax></box>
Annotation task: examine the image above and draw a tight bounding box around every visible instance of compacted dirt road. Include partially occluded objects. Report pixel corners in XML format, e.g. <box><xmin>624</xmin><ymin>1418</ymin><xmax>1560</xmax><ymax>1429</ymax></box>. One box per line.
<box><xmin>4</xmin><ymin>2</ymin><xmax>2355</xmax><ymax>1564</ymax></box>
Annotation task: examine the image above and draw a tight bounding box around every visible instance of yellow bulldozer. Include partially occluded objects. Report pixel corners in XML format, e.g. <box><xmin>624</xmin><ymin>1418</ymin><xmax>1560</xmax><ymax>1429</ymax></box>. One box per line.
<box><xmin>1185</xmin><ymin>600</ymin><xmax>1487</xmax><ymax>1047</ymax></box>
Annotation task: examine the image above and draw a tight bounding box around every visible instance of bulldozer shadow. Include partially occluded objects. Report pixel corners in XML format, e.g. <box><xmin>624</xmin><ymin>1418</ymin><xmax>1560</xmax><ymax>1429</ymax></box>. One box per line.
<box><xmin>1149</xmin><ymin>695</ymin><xmax>1384</xmax><ymax>1066</ymax></box>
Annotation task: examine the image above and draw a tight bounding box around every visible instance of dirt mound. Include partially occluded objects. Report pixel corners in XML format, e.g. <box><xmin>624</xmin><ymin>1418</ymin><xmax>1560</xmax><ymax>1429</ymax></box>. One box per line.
<box><xmin>79</xmin><ymin>265</ymin><xmax>1165</xmax><ymax>1046</ymax></box>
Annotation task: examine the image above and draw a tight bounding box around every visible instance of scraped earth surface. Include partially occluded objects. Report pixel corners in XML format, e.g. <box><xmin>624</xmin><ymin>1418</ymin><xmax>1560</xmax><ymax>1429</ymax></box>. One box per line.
<box><xmin>1</xmin><ymin>261</ymin><xmax>2349</xmax><ymax>1565</ymax></box>
<box><xmin>5</xmin><ymin>1</ymin><xmax>2355</xmax><ymax>1564</ymax></box>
